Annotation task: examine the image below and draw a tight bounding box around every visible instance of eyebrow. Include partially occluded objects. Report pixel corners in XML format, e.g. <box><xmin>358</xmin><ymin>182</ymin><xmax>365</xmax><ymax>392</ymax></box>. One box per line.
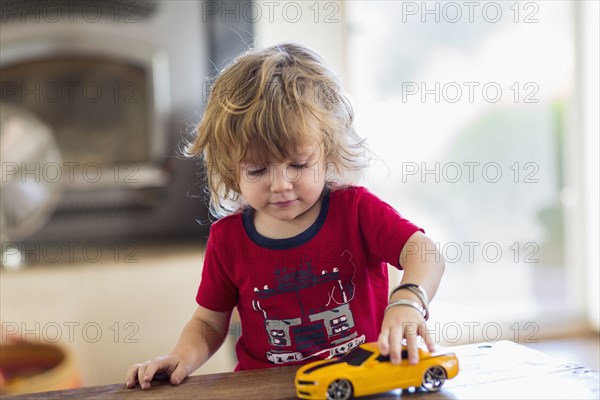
<box><xmin>240</xmin><ymin>162</ymin><xmax>267</xmax><ymax>169</ymax></box>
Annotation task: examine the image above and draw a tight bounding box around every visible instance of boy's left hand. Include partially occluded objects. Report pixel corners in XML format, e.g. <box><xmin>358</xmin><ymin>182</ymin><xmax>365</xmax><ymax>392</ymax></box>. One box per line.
<box><xmin>377</xmin><ymin>305</ymin><xmax>435</xmax><ymax>365</ymax></box>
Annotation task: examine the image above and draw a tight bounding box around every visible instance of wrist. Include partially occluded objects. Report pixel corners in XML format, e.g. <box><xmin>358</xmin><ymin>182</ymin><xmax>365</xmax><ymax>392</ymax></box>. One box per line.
<box><xmin>385</xmin><ymin>299</ymin><xmax>427</xmax><ymax>319</ymax></box>
<box><xmin>388</xmin><ymin>283</ymin><xmax>430</xmax><ymax>320</ymax></box>
<box><xmin>389</xmin><ymin>289</ymin><xmax>421</xmax><ymax>303</ymax></box>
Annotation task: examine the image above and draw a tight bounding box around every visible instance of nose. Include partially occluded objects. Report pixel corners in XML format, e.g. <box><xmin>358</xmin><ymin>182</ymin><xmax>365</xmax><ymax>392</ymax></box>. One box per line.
<box><xmin>270</xmin><ymin>165</ymin><xmax>293</xmax><ymax>193</ymax></box>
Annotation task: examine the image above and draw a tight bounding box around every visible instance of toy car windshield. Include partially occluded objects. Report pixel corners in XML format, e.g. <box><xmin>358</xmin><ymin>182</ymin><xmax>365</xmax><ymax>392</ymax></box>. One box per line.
<box><xmin>338</xmin><ymin>347</ymin><xmax>373</xmax><ymax>366</ymax></box>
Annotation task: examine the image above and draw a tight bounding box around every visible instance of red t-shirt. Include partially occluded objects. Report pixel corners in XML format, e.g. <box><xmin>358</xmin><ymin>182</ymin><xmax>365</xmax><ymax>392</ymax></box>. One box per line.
<box><xmin>196</xmin><ymin>186</ymin><xmax>423</xmax><ymax>370</ymax></box>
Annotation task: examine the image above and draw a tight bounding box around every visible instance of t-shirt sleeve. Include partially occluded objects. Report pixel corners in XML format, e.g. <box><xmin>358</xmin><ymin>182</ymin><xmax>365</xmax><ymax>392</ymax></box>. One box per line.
<box><xmin>355</xmin><ymin>187</ymin><xmax>424</xmax><ymax>269</ymax></box>
<box><xmin>195</xmin><ymin>222</ymin><xmax>239</xmax><ymax>312</ymax></box>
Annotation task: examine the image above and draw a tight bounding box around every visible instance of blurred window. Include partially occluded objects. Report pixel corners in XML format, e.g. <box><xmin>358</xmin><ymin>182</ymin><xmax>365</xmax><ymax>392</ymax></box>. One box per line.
<box><xmin>346</xmin><ymin>1</ymin><xmax>575</xmax><ymax>340</ymax></box>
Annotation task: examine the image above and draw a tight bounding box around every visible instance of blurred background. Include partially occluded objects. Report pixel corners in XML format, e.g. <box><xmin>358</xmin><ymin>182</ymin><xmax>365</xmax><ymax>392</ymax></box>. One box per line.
<box><xmin>1</xmin><ymin>0</ymin><xmax>598</xmax><ymax>394</ymax></box>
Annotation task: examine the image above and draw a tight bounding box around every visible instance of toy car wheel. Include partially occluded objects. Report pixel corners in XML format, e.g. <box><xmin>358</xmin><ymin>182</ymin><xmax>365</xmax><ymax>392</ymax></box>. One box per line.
<box><xmin>326</xmin><ymin>378</ymin><xmax>353</xmax><ymax>400</ymax></box>
<box><xmin>422</xmin><ymin>366</ymin><xmax>447</xmax><ymax>392</ymax></box>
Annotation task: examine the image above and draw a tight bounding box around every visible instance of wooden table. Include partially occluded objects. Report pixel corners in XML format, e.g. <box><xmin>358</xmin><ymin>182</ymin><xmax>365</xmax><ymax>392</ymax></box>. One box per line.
<box><xmin>8</xmin><ymin>341</ymin><xmax>599</xmax><ymax>399</ymax></box>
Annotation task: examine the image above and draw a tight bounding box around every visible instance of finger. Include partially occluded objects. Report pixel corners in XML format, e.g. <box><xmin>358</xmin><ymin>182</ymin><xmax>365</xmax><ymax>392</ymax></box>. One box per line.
<box><xmin>170</xmin><ymin>362</ymin><xmax>188</xmax><ymax>385</ymax></box>
<box><xmin>137</xmin><ymin>363</ymin><xmax>150</xmax><ymax>390</ymax></box>
<box><xmin>125</xmin><ymin>365</ymin><xmax>141</xmax><ymax>388</ymax></box>
<box><xmin>143</xmin><ymin>361</ymin><xmax>163</xmax><ymax>388</ymax></box>
<box><xmin>145</xmin><ymin>358</ymin><xmax>177</xmax><ymax>386</ymax></box>
<box><xmin>420</xmin><ymin>322</ymin><xmax>436</xmax><ymax>352</ymax></box>
<box><xmin>405</xmin><ymin>329</ymin><xmax>419</xmax><ymax>365</ymax></box>
<box><xmin>389</xmin><ymin>326</ymin><xmax>404</xmax><ymax>365</ymax></box>
<box><xmin>378</xmin><ymin>329</ymin><xmax>391</xmax><ymax>356</ymax></box>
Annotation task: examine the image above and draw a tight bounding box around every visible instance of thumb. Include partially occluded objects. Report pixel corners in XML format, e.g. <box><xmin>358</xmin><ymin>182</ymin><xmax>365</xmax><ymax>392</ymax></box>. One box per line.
<box><xmin>170</xmin><ymin>363</ymin><xmax>188</xmax><ymax>385</ymax></box>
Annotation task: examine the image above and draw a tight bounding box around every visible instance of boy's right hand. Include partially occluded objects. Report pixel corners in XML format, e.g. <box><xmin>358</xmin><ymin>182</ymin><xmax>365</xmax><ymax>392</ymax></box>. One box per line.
<box><xmin>125</xmin><ymin>355</ymin><xmax>188</xmax><ymax>390</ymax></box>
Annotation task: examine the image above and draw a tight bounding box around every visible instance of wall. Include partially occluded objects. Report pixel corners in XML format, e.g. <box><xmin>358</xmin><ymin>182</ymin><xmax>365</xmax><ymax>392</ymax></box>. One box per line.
<box><xmin>0</xmin><ymin>244</ymin><xmax>236</xmax><ymax>387</ymax></box>
<box><xmin>252</xmin><ymin>1</ymin><xmax>346</xmax><ymax>81</ymax></box>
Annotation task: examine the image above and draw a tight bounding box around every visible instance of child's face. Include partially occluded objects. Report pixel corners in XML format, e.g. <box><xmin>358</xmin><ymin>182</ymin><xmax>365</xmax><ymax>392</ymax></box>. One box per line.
<box><xmin>238</xmin><ymin>143</ymin><xmax>327</xmax><ymax>225</ymax></box>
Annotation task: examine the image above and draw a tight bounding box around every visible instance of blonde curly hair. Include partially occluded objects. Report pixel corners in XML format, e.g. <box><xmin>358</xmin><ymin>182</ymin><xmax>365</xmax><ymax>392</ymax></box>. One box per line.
<box><xmin>186</xmin><ymin>42</ymin><xmax>368</xmax><ymax>217</ymax></box>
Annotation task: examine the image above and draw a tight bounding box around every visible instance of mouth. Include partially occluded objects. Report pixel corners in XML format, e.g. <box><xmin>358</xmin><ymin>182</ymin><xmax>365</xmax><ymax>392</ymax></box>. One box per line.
<box><xmin>271</xmin><ymin>199</ymin><xmax>297</xmax><ymax>208</ymax></box>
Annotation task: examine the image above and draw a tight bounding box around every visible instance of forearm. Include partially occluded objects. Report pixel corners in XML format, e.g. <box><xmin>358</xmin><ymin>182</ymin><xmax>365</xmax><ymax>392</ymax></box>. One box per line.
<box><xmin>379</xmin><ymin>232</ymin><xmax>445</xmax><ymax>361</ymax></box>
<box><xmin>393</xmin><ymin>232</ymin><xmax>445</xmax><ymax>302</ymax></box>
<box><xmin>394</xmin><ymin>260</ymin><xmax>444</xmax><ymax>302</ymax></box>
<box><xmin>170</xmin><ymin>311</ymin><xmax>230</xmax><ymax>374</ymax></box>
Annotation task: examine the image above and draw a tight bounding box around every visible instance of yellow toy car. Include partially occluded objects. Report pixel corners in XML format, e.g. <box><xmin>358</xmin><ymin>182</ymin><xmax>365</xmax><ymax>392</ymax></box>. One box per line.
<box><xmin>295</xmin><ymin>342</ymin><xmax>459</xmax><ymax>399</ymax></box>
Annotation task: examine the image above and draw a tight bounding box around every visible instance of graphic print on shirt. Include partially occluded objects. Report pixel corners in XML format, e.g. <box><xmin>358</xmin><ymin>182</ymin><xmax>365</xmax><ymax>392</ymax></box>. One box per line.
<box><xmin>251</xmin><ymin>250</ymin><xmax>366</xmax><ymax>365</ymax></box>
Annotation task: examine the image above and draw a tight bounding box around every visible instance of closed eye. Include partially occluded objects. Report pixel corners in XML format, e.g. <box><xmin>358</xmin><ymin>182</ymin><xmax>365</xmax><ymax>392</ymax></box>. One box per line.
<box><xmin>246</xmin><ymin>168</ymin><xmax>267</xmax><ymax>176</ymax></box>
<box><xmin>289</xmin><ymin>163</ymin><xmax>307</xmax><ymax>169</ymax></box>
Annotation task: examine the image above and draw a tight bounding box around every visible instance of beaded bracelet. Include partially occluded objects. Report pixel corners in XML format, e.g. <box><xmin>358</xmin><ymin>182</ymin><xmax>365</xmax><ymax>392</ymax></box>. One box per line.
<box><xmin>385</xmin><ymin>299</ymin><xmax>427</xmax><ymax>319</ymax></box>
